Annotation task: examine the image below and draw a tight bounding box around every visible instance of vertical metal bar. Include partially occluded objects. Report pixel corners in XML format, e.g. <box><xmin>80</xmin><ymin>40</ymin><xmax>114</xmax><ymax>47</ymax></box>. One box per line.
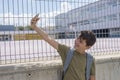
<box><xmin>12</xmin><ymin>0</ymin><xmax>17</xmax><ymax>63</ymax></box>
<box><xmin>39</xmin><ymin>0</ymin><xmax>44</xmax><ymax>61</ymax></box>
<box><xmin>54</xmin><ymin>0</ymin><xmax>57</xmax><ymax>58</ymax></box>
<box><xmin>25</xmin><ymin>0</ymin><xmax>30</xmax><ymax>61</ymax></box>
<box><xmin>7</xmin><ymin>0</ymin><xmax>12</xmax><ymax>64</ymax></box>
<box><xmin>35</xmin><ymin>0</ymin><xmax>39</xmax><ymax>61</ymax></box>
<box><xmin>2</xmin><ymin>0</ymin><xmax>6</xmax><ymax>64</ymax></box>
<box><xmin>48</xmin><ymin>0</ymin><xmax>51</xmax><ymax>59</ymax></box>
<box><xmin>27</xmin><ymin>0</ymin><xmax>32</xmax><ymax>62</ymax></box>
<box><xmin>31</xmin><ymin>0</ymin><xmax>35</xmax><ymax>62</ymax></box>
<box><xmin>0</xmin><ymin>43</ymin><xmax>1</xmax><ymax>64</ymax></box>
<box><xmin>17</xmin><ymin>0</ymin><xmax>22</xmax><ymax>63</ymax></box>
<box><xmin>22</xmin><ymin>0</ymin><xmax>26</xmax><ymax>62</ymax></box>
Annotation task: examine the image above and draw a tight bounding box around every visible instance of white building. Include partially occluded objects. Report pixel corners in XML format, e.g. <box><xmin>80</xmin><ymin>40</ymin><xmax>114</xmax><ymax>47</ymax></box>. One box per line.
<box><xmin>55</xmin><ymin>0</ymin><xmax>120</xmax><ymax>38</ymax></box>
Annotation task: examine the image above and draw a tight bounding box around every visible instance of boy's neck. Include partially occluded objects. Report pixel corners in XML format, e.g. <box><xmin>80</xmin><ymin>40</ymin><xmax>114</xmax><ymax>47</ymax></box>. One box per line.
<box><xmin>76</xmin><ymin>49</ymin><xmax>86</xmax><ymax>55</ymax></box>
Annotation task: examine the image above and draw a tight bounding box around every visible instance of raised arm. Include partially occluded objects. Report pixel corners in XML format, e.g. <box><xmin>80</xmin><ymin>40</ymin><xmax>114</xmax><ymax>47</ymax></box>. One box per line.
<box><xmin>31</xmin><ymin>14</ymin><xmax>59</xmax><ymax>50</ymax></box>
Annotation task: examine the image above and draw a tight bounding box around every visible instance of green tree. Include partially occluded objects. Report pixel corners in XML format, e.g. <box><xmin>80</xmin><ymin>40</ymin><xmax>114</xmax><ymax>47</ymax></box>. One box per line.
<box><xmin>18</xmin><ymin>26</ymin><xmax>24</xmax><ymax>31</ymax></box>
<box><xmin>26</xmin><ymin>25</ymin><xmax>33</xmax><ymax>30</ymax></box>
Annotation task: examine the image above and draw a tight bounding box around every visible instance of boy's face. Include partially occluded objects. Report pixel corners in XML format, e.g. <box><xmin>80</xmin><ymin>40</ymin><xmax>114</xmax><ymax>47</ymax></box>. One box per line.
<box><xmin>74</xmin><ymin>37</ymin><xmax>91</xmax><ymax>52</ymax></box>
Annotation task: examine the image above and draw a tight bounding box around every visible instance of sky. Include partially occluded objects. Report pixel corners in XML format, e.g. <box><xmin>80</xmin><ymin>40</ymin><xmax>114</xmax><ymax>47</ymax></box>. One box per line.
<box><xmin>0</xmin><ymin>0</ymin><xmax>98</xmax><ymax>27</ymax></box>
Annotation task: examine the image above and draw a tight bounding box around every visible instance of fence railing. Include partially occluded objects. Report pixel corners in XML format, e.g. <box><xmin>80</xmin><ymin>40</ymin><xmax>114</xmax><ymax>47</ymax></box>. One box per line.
<box><xmin>0</xmin><ymin>0</ymin><xmax>120</xmax><ymax>64</ymax></box>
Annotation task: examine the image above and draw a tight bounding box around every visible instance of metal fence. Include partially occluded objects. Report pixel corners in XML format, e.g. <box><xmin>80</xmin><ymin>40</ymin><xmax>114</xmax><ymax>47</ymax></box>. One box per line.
<box><xmin>0</xmin><ymin>0</ymin><xmax>120</xmax><ymax>64</ymax></box>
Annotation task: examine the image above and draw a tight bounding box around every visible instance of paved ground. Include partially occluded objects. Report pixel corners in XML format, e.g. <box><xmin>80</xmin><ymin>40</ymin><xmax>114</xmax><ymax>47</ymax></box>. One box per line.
<box><xmin>0</xmin><ymin>38</ymin><xmax>120</xmax><ymax>61</ymax></box>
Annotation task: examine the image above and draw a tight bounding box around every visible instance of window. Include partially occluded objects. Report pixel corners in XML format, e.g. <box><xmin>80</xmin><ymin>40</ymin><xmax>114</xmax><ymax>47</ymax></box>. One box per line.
<box><xmin>107</xmin><ymin>0</ymin><xmax>117</xmax><ymax>6</ymax></box>
<box><xmin>90</xmin><ymin>18</ymin><xmax>98</xmax><ymax>24</ymax></box>
<box><xmin>83</xmin><ymin>20</ymin><xmax>90</xmax><ymax>25</ymax></box>
<box><xmin>118</xmin><ymin>0</ymin><xmax>120</xmax><ymax>5</ymax></box>
<box><xmin>79</xmin><ymin>21</ymin><xmax>84</xmax><ymax>25</ymax></box>
<box><xmin>0</xmin><ymin>35</ymin><xmax>2</xmax><ymax>41</ymax></box>
<box><xmin>98</xmin><ymin>17</ymin><xmax>106</xmax><ymax>22</ymax></box>
<box><xmin>97</xmin><ymin>3</ymin><xmax>106</xmax><ymax>11</ymax></box>
<box><xmin>107</xmin><ymin>14</ymin><xmax>117</xmax><ymax>21</ymax></box>
<box><xmin>89</xmin><ymin>6</ymin><xmax>96</xmax><ymax>12</ymax></box>
<box><xmin>89</xmin><ymin>3</ymin><xmax>106</xmax><ymax>12</ymax></box>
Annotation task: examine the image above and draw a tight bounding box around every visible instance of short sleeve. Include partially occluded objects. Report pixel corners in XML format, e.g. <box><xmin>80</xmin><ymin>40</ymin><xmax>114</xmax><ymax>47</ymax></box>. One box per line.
<box><xmin>57</xmin><ymin>43</ymin><xmax>69</xmax><ymax>63</ymax></box>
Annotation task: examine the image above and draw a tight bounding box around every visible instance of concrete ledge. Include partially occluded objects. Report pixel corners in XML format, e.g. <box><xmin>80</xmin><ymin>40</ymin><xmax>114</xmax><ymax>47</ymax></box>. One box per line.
<box><xmin>0</xmin><ymin>59</ymin><xmax>62</xmax><ymax>75</ymax></box>
<box><xmin>95</xmin><ymin>54</ymin><xmax>120</xmax><ymax>64</ymax></box>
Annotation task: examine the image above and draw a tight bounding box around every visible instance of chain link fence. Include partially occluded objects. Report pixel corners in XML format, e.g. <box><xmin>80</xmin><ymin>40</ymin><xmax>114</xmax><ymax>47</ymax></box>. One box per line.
<box><xmin>0</xmin><ymin>0</ymin><xmax>120</xmax><ymax>64</ymax></box>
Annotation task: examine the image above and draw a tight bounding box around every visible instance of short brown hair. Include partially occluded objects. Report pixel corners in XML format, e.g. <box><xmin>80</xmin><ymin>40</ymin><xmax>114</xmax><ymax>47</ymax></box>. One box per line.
<box><xmin>79</xmin><ymin>30</ymin><xmax>96</xmax><ymax>46</ymax></box>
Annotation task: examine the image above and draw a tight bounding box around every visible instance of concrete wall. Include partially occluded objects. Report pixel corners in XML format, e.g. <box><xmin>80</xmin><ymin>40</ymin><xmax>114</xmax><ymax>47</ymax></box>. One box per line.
<box><xmin>0</xmin><ymin>54</ymin><xmax>120</xmax><ymax>80</ymax></box>
<box><xmin>95</xmin><ymin>54</ymin><xmax>120</xmax><ymax>80</ymax></box>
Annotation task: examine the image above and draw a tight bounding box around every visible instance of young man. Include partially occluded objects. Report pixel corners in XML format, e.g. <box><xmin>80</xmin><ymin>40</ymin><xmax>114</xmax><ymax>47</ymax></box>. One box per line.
<box><xmin>31</xmin><ymin>14</ymin><xmax>96</xmax><ymax>80</ymax></box>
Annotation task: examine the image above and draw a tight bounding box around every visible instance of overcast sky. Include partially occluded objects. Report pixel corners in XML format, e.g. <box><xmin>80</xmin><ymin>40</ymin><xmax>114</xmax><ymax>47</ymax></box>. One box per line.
<box><xmin>0</xmin><ymin>0</ymin><xmax>98</xmax><ymax>27</ymax></box>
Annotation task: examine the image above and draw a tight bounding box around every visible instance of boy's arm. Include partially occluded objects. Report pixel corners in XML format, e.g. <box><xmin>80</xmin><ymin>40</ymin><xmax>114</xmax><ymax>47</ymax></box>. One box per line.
<box><xmin>31</xmin><ymin>14</ymin><xmax>59</xmax><ymax>50</ymax></box>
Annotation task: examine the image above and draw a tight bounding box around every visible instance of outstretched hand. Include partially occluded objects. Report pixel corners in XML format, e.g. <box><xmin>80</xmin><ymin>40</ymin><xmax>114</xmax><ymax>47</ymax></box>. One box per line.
<box><xmin>31</xmin><ymin>14</ymin><xmax>40</xmax><ymax>28</ymax></box>
<box><xmin>30</xmin><ymin>14</ymin><xmax>58</xmax><ymax>50</ymax></box>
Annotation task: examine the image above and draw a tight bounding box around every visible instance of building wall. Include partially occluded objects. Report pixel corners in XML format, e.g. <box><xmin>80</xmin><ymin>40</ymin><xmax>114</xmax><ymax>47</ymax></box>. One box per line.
<box><xmin>0</xmin><ymin>35</ymin><xmax>12</xmax><ymax>41</ymax></box>
<box><xmin>0</xmin><ymin>31</ymin><xmax>42</xmax><ymax>41</ymax></box>
<box><xmin>55</xmin><ymin>0</ymin><xmax>120</xmax><ymax>38</ymax></box>
<box><xmin>14</xmin><ymin>34</ymin><xmax>42</xmax><ymax>40</ymax></box>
